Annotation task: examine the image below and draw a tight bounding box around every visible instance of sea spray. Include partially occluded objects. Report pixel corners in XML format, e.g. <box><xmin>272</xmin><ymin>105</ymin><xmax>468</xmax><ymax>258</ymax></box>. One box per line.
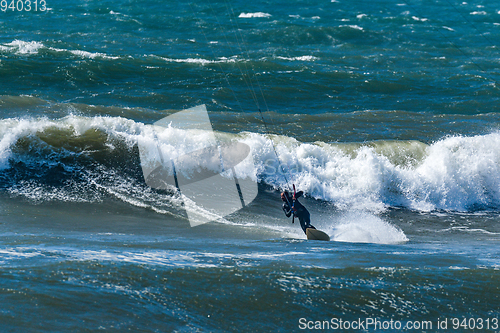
<box><xmin>331</xmin><ymin>211</ymin><xmax>408</xmax><ymax>244</ymax></box>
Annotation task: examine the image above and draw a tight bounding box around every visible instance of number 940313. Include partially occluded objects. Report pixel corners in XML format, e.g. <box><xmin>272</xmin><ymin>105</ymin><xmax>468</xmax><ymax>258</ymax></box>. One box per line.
<box><xmin>1</xmin><ymin>0</ymin><xmax>47</xmax><ymax>12</ymax></box>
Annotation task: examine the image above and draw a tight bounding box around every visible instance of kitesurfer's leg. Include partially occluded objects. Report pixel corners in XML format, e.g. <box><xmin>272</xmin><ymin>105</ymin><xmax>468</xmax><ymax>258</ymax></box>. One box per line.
<box><xmin>303</xmin><ymin>211</ymin><xmax>315</xmax><ymax>231</ymax></box>
<box><xmin>299</xmin><ymin>218</ymin><xmax>308</xmax><ymax>234</ymax></box>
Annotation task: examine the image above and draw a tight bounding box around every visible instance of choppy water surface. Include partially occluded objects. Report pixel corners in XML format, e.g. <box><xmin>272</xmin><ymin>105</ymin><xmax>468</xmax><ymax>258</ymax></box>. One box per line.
<box><xmin>1</xmin><ymin>0</ymin><xmax>500</xmax><ymax>331</ymax></box>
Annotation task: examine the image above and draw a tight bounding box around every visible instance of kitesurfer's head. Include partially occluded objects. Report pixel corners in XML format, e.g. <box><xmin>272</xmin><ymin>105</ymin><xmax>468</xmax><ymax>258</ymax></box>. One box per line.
<box><xmin>281</xmin><ymin>191</ymin><xmax>291</xmax><ymax>202</ymax></box>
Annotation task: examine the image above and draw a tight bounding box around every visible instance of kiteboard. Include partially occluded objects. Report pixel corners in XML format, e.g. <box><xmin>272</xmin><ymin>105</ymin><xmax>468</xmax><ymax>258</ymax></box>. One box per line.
<box><xmin>306</xmin><ymin>228</ymin><xmax>330</xmax><ymax>241</ymax></box>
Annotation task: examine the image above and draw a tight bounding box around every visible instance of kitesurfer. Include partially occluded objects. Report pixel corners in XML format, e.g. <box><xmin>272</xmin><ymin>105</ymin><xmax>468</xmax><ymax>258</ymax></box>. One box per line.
<box><xmin>281</xmin><ymin>190</ymin><xmax>315</xmax><ymax>234</ymax></box>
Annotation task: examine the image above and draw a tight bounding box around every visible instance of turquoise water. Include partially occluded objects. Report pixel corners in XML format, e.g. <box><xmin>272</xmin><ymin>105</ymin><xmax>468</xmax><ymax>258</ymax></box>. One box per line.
<box><xmin>1</xmin><ymin>0</ymin><xmax>500</xmax><ymax>332</ymax></box>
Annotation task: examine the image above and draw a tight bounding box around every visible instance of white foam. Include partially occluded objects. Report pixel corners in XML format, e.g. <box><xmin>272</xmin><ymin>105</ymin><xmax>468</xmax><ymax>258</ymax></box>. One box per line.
<box><xmin>157</xmin><ymin>56</ymin><xmax>238</xmax><ymax>65</ymax></box>
<box><xmin>412</xmin><ymin>16</ymin><xmax>429</xmax><ymax>21</ymax></box>
<box><xmin>275</xmin><ymin>55</ymin><xmax>317</xmax><ymax>61</ymax></box>
<box><xmin>49</xmin><ymin>47</ymin><xmax>120</xmax><ymax>60</ymax></box>
<box><xmin>0</xmin><ymin>40</ymin><xmax>120</xmax><ymax>59</ymax></box>
<box><xmin>401</xmin><ymin>133</ymin><xmax>500</xmax><ymax>211</ymax></box>
<box><xmin>67</xmin><ymin>49</ymin><xmax>120</xmax><ymax>60</ymax></box>
<box><xmin>2</xmin><ymin>40</ymin><xmax>44</xmax><ymax>54</ymax></box>
<box><xmin>339</xmin><ymin>25</ymin><xmax>364</xmax><ymax>31</ymax></box>
<box><xmin>0</xmin><ymin>248</ymin><xmax>43</xmax><ymax>259</ymax></box>
<box><xmin>238</xmin><ymin>12</ymin><xmax>272</xmax><ymax>18</ymax></box>
<box><xmin>72</xmin><ymin>249</ymin><xmax>221</xmax><ymax>268</ymax></box>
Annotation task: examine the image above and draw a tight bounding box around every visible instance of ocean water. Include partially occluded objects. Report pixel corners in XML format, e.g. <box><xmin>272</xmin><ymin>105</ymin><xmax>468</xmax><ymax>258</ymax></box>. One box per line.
<box><xmin>1</xmin><ymin>0</ymin><xmax>500</xmax><ymax>331</ymax></box>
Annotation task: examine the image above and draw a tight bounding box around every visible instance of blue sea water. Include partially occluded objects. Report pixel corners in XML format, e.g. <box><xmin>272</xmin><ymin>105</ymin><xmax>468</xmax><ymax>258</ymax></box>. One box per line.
<box><xmin>1</xmin><ymin>0</ymin><xmax>500</xmax><ymax>332</ymax></box>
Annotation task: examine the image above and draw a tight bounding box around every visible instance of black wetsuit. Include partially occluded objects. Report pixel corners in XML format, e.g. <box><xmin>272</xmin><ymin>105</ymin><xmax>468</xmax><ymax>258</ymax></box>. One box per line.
<box><xmin>282</xmin><ymin>191</ymin><xmax>314</xmax><ymax>234</ymax></box>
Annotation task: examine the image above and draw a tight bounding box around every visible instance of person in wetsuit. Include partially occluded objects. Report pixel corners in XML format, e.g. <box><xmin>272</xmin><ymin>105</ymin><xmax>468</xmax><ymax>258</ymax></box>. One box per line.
<box><xmin>281</xmin><ymin>190</ymin><xmax>315</xmax><ymax>234</ymax></box>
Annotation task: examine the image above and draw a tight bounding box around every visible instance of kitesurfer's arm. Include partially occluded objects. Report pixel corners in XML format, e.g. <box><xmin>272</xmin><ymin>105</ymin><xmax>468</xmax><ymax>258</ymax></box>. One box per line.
<box><xmin>282</xmin><ymin>202</ymin><xmax>292</xmax><ymax>217</ymax></box>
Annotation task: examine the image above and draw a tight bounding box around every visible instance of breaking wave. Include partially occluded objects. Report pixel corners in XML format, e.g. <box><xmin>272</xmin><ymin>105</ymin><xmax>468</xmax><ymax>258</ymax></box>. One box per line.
<box><xmin>1</xmin><ymin>113</ymin><xmax>500</xmax><ymax>213</ymax></box>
